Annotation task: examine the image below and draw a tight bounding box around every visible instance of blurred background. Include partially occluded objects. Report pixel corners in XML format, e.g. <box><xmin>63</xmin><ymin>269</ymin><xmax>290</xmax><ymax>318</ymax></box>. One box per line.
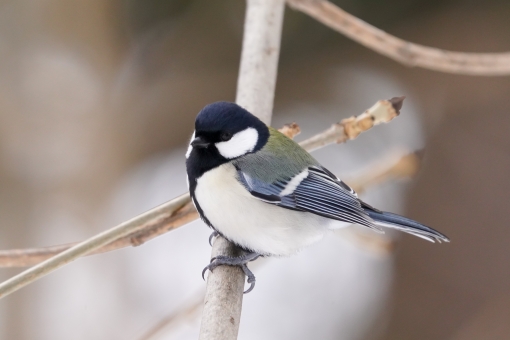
<box><xmin>0</xmin><ymin>0</ymin><xmax>509</xmax><ymax>339</ymax></box>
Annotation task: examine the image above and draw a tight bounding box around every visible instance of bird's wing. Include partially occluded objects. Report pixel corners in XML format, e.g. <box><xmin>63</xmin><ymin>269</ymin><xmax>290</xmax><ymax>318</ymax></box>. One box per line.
<box><xmin>236</xmin><ymin>165</ymin><xmax>380</xmax><ymax>230</ymax></box>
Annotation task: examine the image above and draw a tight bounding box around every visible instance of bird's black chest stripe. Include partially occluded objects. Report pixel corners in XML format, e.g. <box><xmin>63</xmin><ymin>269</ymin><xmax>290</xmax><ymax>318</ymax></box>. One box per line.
<box><xmin>188</xmin><ymin>176</ymin><xmax>216</xmax><ymax>232</ymax></box>
<box><xmin>186</xmin><ymin>149</ymin><xmax>224</xmax><ymax>232</ymax></box>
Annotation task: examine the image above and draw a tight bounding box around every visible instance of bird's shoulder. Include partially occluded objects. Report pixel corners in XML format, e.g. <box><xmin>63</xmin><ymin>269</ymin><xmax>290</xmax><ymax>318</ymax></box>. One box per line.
<box><xmin>232</xmin><ymin>127</ymin><xmax>318</xmax><ymax>183</ymax></box>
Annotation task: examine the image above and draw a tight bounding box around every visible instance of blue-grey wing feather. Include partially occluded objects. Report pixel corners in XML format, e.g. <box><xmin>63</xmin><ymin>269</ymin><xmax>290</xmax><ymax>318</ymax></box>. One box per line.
<box><xmin>236</xmin><ymin>163</ymin><xmax>449</xmax><ymax>243</ymax></box>
<box><xmin>236</xmin><ymin>170</ymin><xmax>283</xmax><ymax>203</ymax></box>
<box><xmin>236</xmin><ymin>165</ymin><xmax>379</xmax><ymax>230</ymax></box>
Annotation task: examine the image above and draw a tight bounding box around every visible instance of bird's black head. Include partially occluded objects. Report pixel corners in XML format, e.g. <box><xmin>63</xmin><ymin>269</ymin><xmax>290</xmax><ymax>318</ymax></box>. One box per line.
<box><xmin>186</xmin><ymin>102</ymin><xmax>269</xmax><ymax>180</ymax></box>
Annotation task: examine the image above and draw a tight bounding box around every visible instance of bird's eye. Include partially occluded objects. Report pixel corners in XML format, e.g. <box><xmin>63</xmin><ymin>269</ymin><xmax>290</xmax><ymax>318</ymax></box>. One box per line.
<box><xmin>220</xmin><ymin>131</ymin><xmax>232</xmax><ymax>141</ymax></box>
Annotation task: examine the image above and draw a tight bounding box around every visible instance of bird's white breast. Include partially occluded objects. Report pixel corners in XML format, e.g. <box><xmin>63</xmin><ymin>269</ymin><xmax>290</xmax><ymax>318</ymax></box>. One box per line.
<box><xmin>194</xmin><ymin>163</ymin><xmax>328</xmax><ymax>256</ymax></box>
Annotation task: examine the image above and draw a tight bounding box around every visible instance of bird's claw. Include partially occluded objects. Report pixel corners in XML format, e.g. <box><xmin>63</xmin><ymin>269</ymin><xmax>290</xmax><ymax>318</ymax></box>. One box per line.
<box><xmin>201</xmin><ymin>252</ymin><xmax>261</xmax><ymax>293</ymax></box>
<box><xmin>201</xmin><ymin>266</ymin><xmax>209</xmax><ymax>281</ymax></box>
<box><xmin>241</xmin><ymin>263</ymin><xmax>256</xmax><ymax>294</ymax></box>
<box><xmin>208</xmin><ymin>231</ymin><xmax>219</xmax><ymax>246</ymax></box>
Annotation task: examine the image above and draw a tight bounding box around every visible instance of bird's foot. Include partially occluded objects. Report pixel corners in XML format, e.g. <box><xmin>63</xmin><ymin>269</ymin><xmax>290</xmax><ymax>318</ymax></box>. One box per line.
<box><xmin>208</xmin><ymin>231</ymin><xmax>219</xmax><ymax>246</ymax></box>
<box><xmin>202</xmin><ymin>252</ymin><xmax>261</xmax><ymax>293</ymax></box>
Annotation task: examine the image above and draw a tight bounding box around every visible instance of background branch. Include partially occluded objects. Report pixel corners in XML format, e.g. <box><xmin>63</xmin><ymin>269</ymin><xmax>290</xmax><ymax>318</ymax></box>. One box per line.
<box><xmin>0</xmin><ymin>193</ymin><xmax>190</xmax><ymax>299</ymax></box>
<box><xmin>287</xmin><ymin>0</ymin><xmax>510</xmax><ymax>76</ymax></box>
<box><xmin>0</xmin><ymin>201</ymin><xmax>198</xmax><ymax>268</ymax></box>
<box><xmin>139</xmin><ymin>293</ymin><xmax>204</xmax><ymax>340</ymax></box>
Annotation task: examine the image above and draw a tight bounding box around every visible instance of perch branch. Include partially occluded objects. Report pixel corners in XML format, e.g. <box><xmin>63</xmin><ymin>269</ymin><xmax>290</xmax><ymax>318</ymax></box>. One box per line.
<box><xmin>199</xmin><ymin>237</ymin><xmax>247</xmax><ymax>340</ymax></box>
<box><xmin>199</xmin><ymin>0</ymin><xmax>286</xmax><ymax>338</ymax></box>
<box><xmin>0</xmin><ymin>96</ymin><xmax>402</xmax><ymax>300</ymax></box>
<box><xmin>286</xmin><ymin>0</ymin><xmax>510</xmax><ymax>76</ymax></box>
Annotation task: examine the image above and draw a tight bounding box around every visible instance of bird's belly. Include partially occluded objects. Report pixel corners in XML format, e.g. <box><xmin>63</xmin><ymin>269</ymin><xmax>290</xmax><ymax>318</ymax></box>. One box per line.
<box><xmin>194</xmin><ymin>163</ymin><xmax>327</xmax><ymax>256</ymax></box>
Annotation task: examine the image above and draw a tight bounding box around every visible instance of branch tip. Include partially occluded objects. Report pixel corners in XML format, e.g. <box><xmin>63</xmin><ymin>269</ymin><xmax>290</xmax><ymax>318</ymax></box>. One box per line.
<box><xmin>414</xmin><ymin>148</ymin><xmax>425</xmax><ymax>160</ymax></box>
<box><xmin>279</xmin><ymin>122</ymin><xmax>301</xmax><ymax>138</ymax></box>
<box><xmin>389</xmin><ymin>96</ymin><xmax>405</xmax><ymax>114</ymax></box>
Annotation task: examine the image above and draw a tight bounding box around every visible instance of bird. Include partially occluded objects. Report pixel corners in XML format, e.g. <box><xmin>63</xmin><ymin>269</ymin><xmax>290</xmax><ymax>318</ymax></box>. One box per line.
<box><xmin>186</xmin><ymin>101</ymin><xmax>449</xmax><ymax>293</ymax></box>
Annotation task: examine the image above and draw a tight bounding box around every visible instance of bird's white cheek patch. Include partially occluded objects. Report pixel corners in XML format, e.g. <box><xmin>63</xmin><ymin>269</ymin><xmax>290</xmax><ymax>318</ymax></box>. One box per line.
<box><xmin>215</xmin><ymin>127</ymin><xmax>258</xmax><ymax>159</ymax></box>
<box><xmin>185</xmin><ymin>131</ymin><xmax>195</xmax><ymax>159</ymax></box>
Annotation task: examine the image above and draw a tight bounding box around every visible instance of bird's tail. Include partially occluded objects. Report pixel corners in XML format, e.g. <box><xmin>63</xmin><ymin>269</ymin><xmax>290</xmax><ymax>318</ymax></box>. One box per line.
<box><xmin>365</xmin><ymin>209</ymin><xmax>450</xmax><ymax>243</ymax></box>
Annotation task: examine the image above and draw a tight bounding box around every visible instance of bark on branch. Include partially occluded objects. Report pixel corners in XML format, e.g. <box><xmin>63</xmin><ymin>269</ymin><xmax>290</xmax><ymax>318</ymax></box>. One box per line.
<box><xmin>199</xmin><ymin>0</ymin><xmax>286</xmax><ymax>338</ymax></box>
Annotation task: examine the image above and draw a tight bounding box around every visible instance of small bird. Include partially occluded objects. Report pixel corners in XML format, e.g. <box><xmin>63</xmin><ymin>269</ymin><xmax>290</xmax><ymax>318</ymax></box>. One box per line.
<box><xmin>186</xmin><ymin>101</ymin><xmax>449</xmax><ymax>292</ymax></box>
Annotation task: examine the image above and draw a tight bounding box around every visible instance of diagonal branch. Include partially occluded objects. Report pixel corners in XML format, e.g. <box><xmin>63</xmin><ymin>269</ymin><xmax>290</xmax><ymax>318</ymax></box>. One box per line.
<box><xmin>0</xmin><ymin>193</ymin><xmax>190</xmax><ymax>299</ymax></box>
<box><xmin>0</xmin><ymin>97</ymin><xmax>403</xmax><ymax>270</ymax></box>
<box><xmin>0</xmin><ymin>96</ymin><xmax>403</xmax><ymax>300</ymax></box>
<box><xmin>0</xmin><ymin>200</ymin><xmax>198</xmax><ymax>268</ymax></box>
<box><xmin>286</xmin><ymin>0</ymin><xmax>510</xmax><ymax>76</ymax></box>
<box><xmin>299</xmin><ymin>96</ymin><xmax>403</xmax><ymax>152</ymax></box>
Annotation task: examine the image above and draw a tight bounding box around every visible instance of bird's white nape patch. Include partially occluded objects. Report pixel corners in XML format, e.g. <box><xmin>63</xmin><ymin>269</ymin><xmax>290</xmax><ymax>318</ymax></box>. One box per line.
<box><xmin>280</xmin><ymin>169</ymin><xmax>309</xmax><ymax>196</ymax></box>
<box><xmin>185</xmin><ymin>131</ymin><xmax>195</xmax><ymax>159</ymax></box>
<box><xmin>215</xmin><ymin>127</ymin><xmax>258</xmax><ymax>159</ymax></box>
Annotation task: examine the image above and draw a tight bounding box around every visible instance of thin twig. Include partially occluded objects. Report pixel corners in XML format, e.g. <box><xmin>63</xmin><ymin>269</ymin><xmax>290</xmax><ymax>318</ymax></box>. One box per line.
<box><xmin>138</xmin><ymin>293</ymin><xmax>204</xmax><ymax>340</ymax></box>
<box><xmin>286</xmin><ymin>0</ymin><xmax>510</xmax><ymax>76</ymax></box>
<box><xmin>348</xmin><ymin>151</ymin><xmax>422</xmax><ymax>194</ymax></box>
<box><xmin>342</xmin><ymin>150</ymin><xmax>423</xmax><ymax>255</ymax></box>
<box><xmin>299</xmin><ymin>96</ymin><xmax>403</xmax><ymax>152</ymax></box>
<box><xmin>0</xmin><ymin>194</ymin><xmax>190</xmax><ymax>299</ymax></box>
<box><xmin>0</xmin><ymin>201</ymin><xmax>198</xmax><ymax>268</ymax></box>
<box><xmin>0</xmin><ymin>97</ymin><xmax>402</xmax><ymax>272</ymax></box>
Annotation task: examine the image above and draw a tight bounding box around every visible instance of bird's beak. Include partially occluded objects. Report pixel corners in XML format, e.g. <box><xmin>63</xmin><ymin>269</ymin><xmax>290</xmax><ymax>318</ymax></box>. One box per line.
<box><xmin>191</xmin><ymin>136</ymin><xmax>210</xmax><ymax>149</ymax></box>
